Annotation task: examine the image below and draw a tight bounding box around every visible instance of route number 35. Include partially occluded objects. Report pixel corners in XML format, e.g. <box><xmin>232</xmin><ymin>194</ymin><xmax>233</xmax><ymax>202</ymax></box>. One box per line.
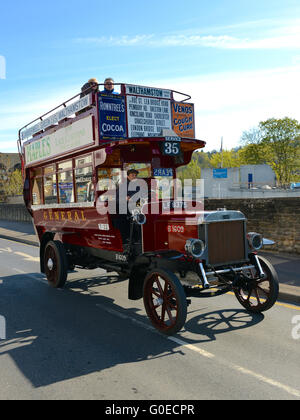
<box><xmin>162</xmin><ymin>142</ymin><xmax>180</xmax><ymax>156</ymax></box>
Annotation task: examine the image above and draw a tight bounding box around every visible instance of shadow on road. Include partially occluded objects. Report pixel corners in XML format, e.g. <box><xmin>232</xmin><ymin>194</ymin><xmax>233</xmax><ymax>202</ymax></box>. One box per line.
<box><xmin>184</xmin><ymin>308</ymin><xmax>264</xmax><ymax>342</ymax></box>
<box><xmin>0</xmin><ymin>272</ymin><xmax>264</xmax><ymax>388</ymax></box>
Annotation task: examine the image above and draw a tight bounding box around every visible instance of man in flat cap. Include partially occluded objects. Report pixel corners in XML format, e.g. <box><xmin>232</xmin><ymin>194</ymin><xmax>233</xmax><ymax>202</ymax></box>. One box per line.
<box><xmin>114</xmin><ymin>169</ymin><xmax>140</xmax><ymax>250</ymax></box>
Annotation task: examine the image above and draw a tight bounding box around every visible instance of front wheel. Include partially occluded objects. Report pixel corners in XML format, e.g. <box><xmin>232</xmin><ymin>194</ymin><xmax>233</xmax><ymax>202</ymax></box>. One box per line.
<box><xmin>143</xmin><ymin>269</ymin><xmax>187</xmax><ymax>335</ymax></box>
<box><xmin>233</xmin><ymin>256</ymin><xmax>279</xmax><ymax>313</ymax></box>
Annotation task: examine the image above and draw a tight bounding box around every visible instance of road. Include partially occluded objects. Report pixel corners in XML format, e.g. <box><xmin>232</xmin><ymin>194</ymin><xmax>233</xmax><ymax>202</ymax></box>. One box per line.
<box><xmin>0</xmin><ymin>238</ymin><xmax>299</xmax><ymax>400</ymax></box>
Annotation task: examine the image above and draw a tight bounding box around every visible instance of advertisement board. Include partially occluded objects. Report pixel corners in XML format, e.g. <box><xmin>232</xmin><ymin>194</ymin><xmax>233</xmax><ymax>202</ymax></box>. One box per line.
<box><xmin>127</xmin><ymin>95</ymin><xmax>172</xmax><ymax>138</ymax></box>
<box><xmin>24</xmin><ymin>115</ymin><xmax>94</xmax><ymax>165</ymax></box>
<box><xmin>99</xmin><ymin>95</ymin><xmax>127</xmax><ymax>139</ymax></box>
<box><xmin>171</xmin><ymin>102</ymin><xmax>195</xmax><ymax>138</ymax></box>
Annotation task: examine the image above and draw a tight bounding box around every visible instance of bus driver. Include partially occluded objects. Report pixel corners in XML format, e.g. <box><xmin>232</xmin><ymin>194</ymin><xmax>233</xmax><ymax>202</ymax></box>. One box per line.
<box><xmin>114</xmin><ymin>169</ymin><xmax>140</xmax><ymax>250</ymax></box>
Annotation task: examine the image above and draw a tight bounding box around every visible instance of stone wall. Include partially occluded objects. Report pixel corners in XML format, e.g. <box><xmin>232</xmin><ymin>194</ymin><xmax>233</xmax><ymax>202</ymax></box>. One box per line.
<box><xmin>0</xmin><ymin>204</ymin><xmax>32</xmax><ymax>222</ymax></box>
<box><xmin>0</xmin><ymin>199</ymin><xmax>299</xmax><ymax>254</ymax></box>
<box><xmin>205</xmin><ymin>198</ymin><xmax>300</xmax><ymax>254</ymax></box>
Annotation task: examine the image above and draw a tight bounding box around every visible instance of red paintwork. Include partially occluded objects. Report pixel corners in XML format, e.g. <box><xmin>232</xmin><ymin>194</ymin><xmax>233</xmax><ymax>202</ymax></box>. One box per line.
<box><xmin>141</xmin><ymin>204</ymin><xmax>200</xmax><ymax>254</ymax></box>
<box><xmin>19</xmin><ymin>83</ymin><xmax>206</xmax><ymax>257</ymax></box>
<box><xmin>33</xmin><ymin>207</ymin><xmax>123</xmax><ymax>252</ymax></box>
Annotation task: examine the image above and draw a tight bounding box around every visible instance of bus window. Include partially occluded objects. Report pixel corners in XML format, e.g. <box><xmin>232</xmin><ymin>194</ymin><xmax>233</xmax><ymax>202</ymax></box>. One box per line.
<box><xmin>153</xmin><ymin>168</ymin><xmax>175</xmax><ymax>199</ymax></box>
<box><xmin>97</xmin><ymin>168</ymin><xmax>122</xmax><ymax>202</ymax></box>
<box><xmin>30</xmin><ymin>168</ymin><xmax>43</xmax><ymax>205</ymax></box>
<box><xmin>75</xmin><ymin>155</ymin><xmax>93</xmax><ymax>202</ymax></box>
<box><xmin>97</xmin><ymin>168</ymin><xmax>122</xmax><ymax>191</ymax></box>
<box><xmin>57</xmin><ymin>160</ymin><xmax>74</xmax><ymax>203</ymax></box>
<box><xmin>58</xmin><ymin>160</ymin><xmax>72</xmax><ymax>171</ymax></box>
<box><xmin>44</xmin><ymin>165</ymin><xmax>57</xmax><ymax>204</ymax></box>
<box><xmin>124</xmin><ymin>163</ymin><xmax>151</xmax><ymax>178</ymax></box>
<box><xmin>32</xmin><ymin>177</ymin><xmax>43</xmax><ymax>205</ymax></box>
<box><xmin>75</xmin><ymin>155</ymin><xmax>92</xmax><ymax>167</ymax></box>
<box><xmin>75</xmin><ymin>166</ymin><xmax>93</xmax><ymax>202</ymax></box>
<box><xmin>58</xmin><ymin>170</ymin><xmax>74</xmax><ymax>204</ymax></box>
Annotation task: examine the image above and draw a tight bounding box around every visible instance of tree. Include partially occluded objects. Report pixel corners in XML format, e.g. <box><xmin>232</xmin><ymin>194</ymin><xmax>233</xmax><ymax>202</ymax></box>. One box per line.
<box><xmin>240</xmin><ymin>118</ymin><xmax>300</xmax><ymax>186</ymax></box>
<box><xmin>177</xmin><ymin>153</ymin><xmax>202</xmax><ymax>182</ymax></box>
<box><xmin>209</xmin><ymin>149</ymin><xmax>242</xmax><ymax>168</ymax></box>
<box><xmin>259</xmin><ymin>118</ymin><xmax>300</xmax><ymax>186</ymax></box>
<box><xmin>5</xmin><ymin>169</ymin><xmax>23</xmax><ymax>196</ymax></box>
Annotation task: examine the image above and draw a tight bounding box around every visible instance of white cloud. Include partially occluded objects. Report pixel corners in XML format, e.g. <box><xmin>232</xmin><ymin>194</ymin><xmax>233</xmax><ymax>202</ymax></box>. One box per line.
<box><xmin>0</xmin><ymin>85</ymin><xmax>79</xmax><ymax>152</ymax></box>
<box><xmin>75</xmin><ymin>19</ymin><xmax>300</xmax><ymax>50</ymax></box>
<box><xmin>1</xmin><ymin>66</ymin><xmax>300</xmax><ymax>153</ymax></box>
<box><xmin>140</xmin><ymin>65</ymin><xmax>300</xmax><ymax>151</ymax></box>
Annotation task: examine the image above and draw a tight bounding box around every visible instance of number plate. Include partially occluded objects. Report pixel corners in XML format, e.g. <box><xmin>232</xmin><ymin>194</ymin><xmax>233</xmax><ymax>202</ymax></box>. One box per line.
<box><xmin>161</xmin><ymin>141</ymin><xmax>181</xmax><ymax>156</ymax></box>
<box><xmin>167</xmin><ymin>225</ymin><xmax>185</xmax><ymax>233</ymax></box>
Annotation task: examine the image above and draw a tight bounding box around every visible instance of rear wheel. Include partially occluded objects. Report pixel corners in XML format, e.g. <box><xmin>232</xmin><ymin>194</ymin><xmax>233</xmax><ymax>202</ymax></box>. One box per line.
<box><xmin>143</xmin><ymin>269</ymin><xmax>187</xmax><ymax>335</ymax></box>
<box><xmin>44</xmin><ymin>240</ymin><xmax>68</xmax><ymax>288</ymax></box>
<box><xmin>233</xmin><ymin>256</ymin><xmax>279</xmax><ymax>313</ymax></box>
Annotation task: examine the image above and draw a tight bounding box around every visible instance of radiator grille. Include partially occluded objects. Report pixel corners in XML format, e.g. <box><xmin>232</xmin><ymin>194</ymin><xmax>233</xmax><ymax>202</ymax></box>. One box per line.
<box><xmin>207</xmin><ymin>220</ymin><xmax>245</xmax><ymax>265</ymax></box>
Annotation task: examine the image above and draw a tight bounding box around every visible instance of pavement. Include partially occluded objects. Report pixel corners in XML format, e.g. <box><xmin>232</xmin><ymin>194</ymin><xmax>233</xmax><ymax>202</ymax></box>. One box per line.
<box><xmin>0</xmin><ymin>219</ymin><xmax>299</xmax><ymax>306</ymax></box>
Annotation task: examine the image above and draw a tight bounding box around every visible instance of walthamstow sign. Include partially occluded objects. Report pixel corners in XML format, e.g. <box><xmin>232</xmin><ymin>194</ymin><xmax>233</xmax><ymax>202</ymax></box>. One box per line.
<box><xmin>20</xmin><ymin>95</ymin><xmax>92</xmax><ymax>140</ymax></box>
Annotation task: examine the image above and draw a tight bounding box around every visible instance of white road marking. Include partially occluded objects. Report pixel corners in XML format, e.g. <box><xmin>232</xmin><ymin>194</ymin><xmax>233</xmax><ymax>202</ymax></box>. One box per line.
<box><xmin>168</xmin><ymin>336</ymin><xmax>215</xmax><ymax>359</ymax></box>
<box><xmin>8</xmin><ymin>269</ymin><xmax>300</xmax><ymax>399</ymax></box>
<box><xmin>0</xmin><ymin>247</ymin><xmax>12</xmax><ymax>253</ymax></box>
<box><xmin>14</xmin><ymin>251</ymin><xmax>39</xmax><ymax>262</ymax></box>
<box><xmin>230</xmin><ymin>364</ymin><xmax>300</xmax><ymax>398</ymax></box>
<box><xmin>96</xmin><ymin>302</ymin><xmax>300</xmax><ymax>398</ymax></box>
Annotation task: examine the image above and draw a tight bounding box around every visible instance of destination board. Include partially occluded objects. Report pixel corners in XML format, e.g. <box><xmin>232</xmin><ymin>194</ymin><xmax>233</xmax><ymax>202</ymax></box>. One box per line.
<box><xmin>125</xmin><ymin>84</ymin><xmax>171</xmax><ymax>99</ymax></box>
<box><xmin>127</xmin><ymin>95</ymin><xmax>172</xmax><ymax>138</ymax></box>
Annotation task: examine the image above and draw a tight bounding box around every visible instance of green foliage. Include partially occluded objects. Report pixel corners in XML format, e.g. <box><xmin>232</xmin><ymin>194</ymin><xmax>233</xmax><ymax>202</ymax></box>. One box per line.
<box><xmin>177</xmin><ymin>117</ymin><xmax>300</xmax><ymax>187</ymax></box>
<box><xmin>6</xmin><ymin>169</ymin><xmax>23</xmax><ymax>196</ymax></box>
<box><xmin>258</xmin><ymin>118</ymin><xmax>300</xmax><ymax>185</ymax></box>
<box><xmin>177</xmin><ymin>153</ymin><xmax>202</xmax><ymax>181</ymax></box>
<box><xmin>209</xmin><ymin>149</ymin><xmax>242</xmax><ymax>168</ymax></box>
<box><xmin>0</xmin><ymin>169</ymin><xmax>23</xmax><ymax>202</ymax></box>
<box><xmin>240</xmin><ymin>117</ymin><xmax>300</xmax><ymax>186</ymax></box>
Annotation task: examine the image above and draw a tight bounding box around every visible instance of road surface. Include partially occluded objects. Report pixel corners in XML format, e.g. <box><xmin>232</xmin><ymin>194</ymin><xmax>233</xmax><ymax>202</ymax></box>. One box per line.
<box><xmin>0</xmin><ymin>238</ymin><xmax>299</xmax><ymax>400</ymax></box>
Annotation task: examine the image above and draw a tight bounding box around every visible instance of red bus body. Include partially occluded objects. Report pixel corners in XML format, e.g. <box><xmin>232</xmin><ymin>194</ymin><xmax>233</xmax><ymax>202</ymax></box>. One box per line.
<box><xmin>17</xmin><ymin>82</ymin><xmax>279</xmax><ymax>335</ymax></box>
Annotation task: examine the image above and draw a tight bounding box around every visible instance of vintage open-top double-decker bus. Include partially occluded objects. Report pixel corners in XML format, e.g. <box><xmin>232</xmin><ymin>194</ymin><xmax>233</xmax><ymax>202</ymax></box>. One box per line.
<box><xmin>18</xmin><ymin>82</ymin><xmax>279</xmax><ymax>335</ymax></box>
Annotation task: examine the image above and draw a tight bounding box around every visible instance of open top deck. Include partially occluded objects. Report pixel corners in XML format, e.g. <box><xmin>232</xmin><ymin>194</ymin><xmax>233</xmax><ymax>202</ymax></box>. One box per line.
<box><xmin>18</xmin><ymin>82</ymin><xmax>205</xmax><ymax>171</ymax></box>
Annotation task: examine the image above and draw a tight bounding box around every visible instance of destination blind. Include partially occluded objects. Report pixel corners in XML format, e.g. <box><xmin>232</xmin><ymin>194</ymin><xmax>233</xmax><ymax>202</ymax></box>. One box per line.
<box><xmin>125</xmin><ymin>84</ymin><xmax>171</xmax><ymax>99</ymax></box>
<box><xmin>127</xmin><ymin>95</ymin><xmax>172</xmax><ymax>137</ymax></box>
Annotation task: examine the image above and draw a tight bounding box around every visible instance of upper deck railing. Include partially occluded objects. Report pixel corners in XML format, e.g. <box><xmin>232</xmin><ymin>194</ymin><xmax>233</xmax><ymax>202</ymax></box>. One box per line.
<box><xmin>18</xmin><ymin>82</ymin><xmax>202</xmax><ymax>168</ymax></box>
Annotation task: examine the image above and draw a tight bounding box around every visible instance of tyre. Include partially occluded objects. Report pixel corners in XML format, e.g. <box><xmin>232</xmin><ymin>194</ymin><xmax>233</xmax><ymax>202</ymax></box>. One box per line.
<box><xmin>234</xmin><ymin>256</ymin><xmax>279</xmax><ymax>313</ymax></box>
<box><xmin>44</xmin><ymin>240</ymin><xmax>68</xmax><ymax>288</ymax></box>
<box><xmin>143</xmin><ymin>268</ymin><xmax>187</xmax><ymax>335</ymax></box>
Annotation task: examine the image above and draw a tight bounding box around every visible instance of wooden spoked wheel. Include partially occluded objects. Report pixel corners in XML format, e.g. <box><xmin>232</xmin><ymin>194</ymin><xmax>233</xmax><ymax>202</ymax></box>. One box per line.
<box><xmin>234</xmin><ymin>256</ymin><xmax>279</xmax><ymax>313</ymax></box>
<box><xmin>143</xmin><ymin>269</ymin><xmax>187</xmax><ymax>335</ymax></box>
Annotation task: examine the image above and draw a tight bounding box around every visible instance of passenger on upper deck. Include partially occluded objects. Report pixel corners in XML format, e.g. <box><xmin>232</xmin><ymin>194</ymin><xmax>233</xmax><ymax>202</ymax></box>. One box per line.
<box><xmin>80</xmin><ymin>78</ymin><xmax>99</xmax><ymax>98</ymax></box>
<box><xmin>101</xmin><ymin>77</ymin><xmax>118</xmax><ymax>95</ymax></box>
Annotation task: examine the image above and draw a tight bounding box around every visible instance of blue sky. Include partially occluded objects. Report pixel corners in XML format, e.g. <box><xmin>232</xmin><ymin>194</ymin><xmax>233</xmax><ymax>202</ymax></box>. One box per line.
<box><xmin>0</xmin><ymin>0</ymin><xmax>300</xmax><ymax>152</ymax></box>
